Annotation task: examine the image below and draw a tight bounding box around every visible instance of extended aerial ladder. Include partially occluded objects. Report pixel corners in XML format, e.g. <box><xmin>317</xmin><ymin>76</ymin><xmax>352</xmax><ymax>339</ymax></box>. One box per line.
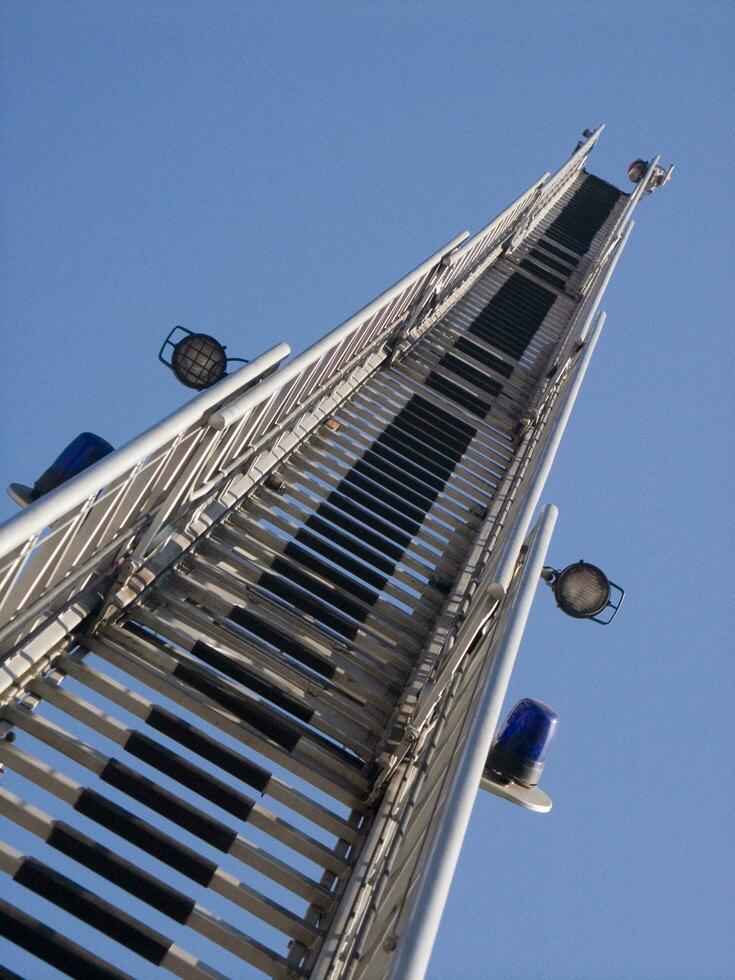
<box><xmin>0</xmin><ymin>128</ymin><xmax>670</xmax><ymax>979</ymax></box>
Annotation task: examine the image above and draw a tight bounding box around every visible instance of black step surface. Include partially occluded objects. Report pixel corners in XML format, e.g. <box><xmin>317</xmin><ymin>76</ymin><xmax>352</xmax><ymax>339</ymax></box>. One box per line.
<box><xmin>544</xmin><ymin>174</ymin><xmax>622</xmax><ymax>256</ymax></box>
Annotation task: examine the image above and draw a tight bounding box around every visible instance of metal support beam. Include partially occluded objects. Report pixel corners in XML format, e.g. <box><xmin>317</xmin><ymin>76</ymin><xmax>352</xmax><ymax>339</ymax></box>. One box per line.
<box><xmin>386</xmin><ymin>503</ymin><xmax>558</xmax><ymax>980</ymax></box>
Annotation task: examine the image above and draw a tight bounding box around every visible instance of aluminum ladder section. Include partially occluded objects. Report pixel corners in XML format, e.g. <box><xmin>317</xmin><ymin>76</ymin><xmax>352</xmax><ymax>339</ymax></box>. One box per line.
<box><xmin>0</xmin><ymin>133</ymin><xmax>654</xmax><ymax>979</ymax></box>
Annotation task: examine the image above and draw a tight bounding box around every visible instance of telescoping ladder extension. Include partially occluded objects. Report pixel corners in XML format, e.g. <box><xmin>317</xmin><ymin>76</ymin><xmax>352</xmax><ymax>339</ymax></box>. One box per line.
<box><xmin>0</xmin><ymin>129</ymin><xmax>669</xmax><ymax>980</ymax></box>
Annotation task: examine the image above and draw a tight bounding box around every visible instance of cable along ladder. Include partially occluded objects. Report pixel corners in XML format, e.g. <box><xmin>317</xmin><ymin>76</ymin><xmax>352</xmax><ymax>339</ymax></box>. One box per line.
<box><xmin>0</xmin><ymin>129</ymin><xmax>664</xmax><ymax>979</ymax></box>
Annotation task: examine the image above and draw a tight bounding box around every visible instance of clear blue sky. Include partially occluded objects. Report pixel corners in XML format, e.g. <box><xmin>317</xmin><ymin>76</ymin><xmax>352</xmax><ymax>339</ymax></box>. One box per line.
<box><xmin>1</xmin><ymin>2</ymin><xmax>733</xmax><ymax>978</ymax></box>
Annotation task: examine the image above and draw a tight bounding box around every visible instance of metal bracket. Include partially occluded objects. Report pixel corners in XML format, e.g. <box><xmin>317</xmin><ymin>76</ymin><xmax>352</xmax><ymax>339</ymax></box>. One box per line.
<box><xmin>384</xmin><ymin>248</ymin><xmax>462</xmax><ymax>364</ymax></box>
<box><xmin>591</xmin><ymin>580</ymin><xmax>625</xmax><ymax>625</ymax></box>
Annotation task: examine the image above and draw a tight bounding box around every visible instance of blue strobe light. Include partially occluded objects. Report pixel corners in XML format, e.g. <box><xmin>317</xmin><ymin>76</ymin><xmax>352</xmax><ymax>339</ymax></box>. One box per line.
<box><xmin>7</xmin><ymin>432</ymin><xmax>114</xmax><ymax>508</ymax></box>
<box><xmin>481</xmin><ymin>698</ymin><xmax>558</xmax><ymax>813</ymax></box>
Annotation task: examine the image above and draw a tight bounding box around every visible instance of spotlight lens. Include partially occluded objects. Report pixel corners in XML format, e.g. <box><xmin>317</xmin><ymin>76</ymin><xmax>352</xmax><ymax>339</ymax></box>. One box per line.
<box><xmin>554</xmin><ymin>561</ymin><xmax>610</xmax><ymax>618</ymax></box>
<box><xmin>485</xmin><ymin>698</ymin><xmax>558</xmax><ymax>788</ymax></box>
<box><xmin>172</xmin><ymin>333</ymin><xmax>227</xmax><ymax>389</ymax></box>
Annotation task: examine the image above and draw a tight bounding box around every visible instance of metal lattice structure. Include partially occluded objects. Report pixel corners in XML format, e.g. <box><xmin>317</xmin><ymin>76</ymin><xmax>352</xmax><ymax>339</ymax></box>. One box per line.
<box><xmin>0</xmin><ymin>128</ymin><xmax>670</xmax><ymax>979</ymax></box>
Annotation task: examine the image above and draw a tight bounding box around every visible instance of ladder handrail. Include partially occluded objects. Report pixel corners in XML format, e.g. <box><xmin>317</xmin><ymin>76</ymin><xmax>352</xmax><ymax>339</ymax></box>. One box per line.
<box><xmin>0</xmin><ymin>346</ymin><xmax>290</xmax><ymax>563</ymax></box>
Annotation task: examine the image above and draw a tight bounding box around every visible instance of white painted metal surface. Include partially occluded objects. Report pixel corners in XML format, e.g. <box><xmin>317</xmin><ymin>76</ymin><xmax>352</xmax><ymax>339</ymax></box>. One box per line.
<box><xmin>387</xmin><ymin>504</ymin><xmax>558</xmax><ymax>980</ymax></box>
<box><xmin>0</xmin><ymin>346</ymin><xmax>289</xmax><ymax>656</ymax></box>
<box><xmin>0</xmin><ymin>128</ymin><xmax>669</xmax><ymax>980</ymax></box>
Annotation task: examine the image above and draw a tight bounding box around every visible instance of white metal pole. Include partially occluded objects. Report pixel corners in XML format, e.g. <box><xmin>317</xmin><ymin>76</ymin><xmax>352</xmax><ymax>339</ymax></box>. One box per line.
<box><xmin>491</xmin><ymin>308</ymin><xmax>606</xmax><ymax>593</ymax></box>
<box><xmin>387</xmin><ymin>503</ymin><xmax>558</xmax><ymax>980</ymax></box>
<box><xmin>484</xmin><ymin>222</ymin><xmax>634</xmax><ymax>597</ymax></box>
<box><xmin>577</xmin><ymin>219</ymin><xmax>634</xmax><ymax>344</ymax></box>
<box><xmin>404</xmin><ymin>307</ymin><xmax>607</xmax><ymax>741</ymax></box>
<box><xmin>0</xmin><ymin>344</ymin><xmax>290</xmax><ymax>560</ymax></box>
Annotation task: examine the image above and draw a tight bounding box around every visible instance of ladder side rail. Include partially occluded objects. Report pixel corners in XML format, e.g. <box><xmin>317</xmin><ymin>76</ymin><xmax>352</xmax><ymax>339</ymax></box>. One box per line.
<box><xmin>574</xmin><ymin>159</ymin><xmax>655</xmax><ymax>299</ymax></box>
<box><xmin>0</xmin><ymin>347</ymin><xmax>289</xmax><ymax>652</ymax></box>
<box><xmin>426</xmin><ymin>173</ymin><xmax>549</xmax><ymax>293</ymax></box>
<box><xmin>534</xmin><ymin>124</ymin><xmax>605</xmax><ymax>214</ymax></box>
<box><xmin>601</xmin><ymin>155</ymin><xmax>660</xmax><ymax>257</ymax></box>
<box><xmin>385</xmin><ymin>228</ymin><xmax>627</xmax><ymax>763</ymax></box>
<box><xmin>0</xmin><ymin>223</ymin><xmax>482</xmax><ymax>655</ymax></box>
<box><xmin>0</xmin><ymin>420</ymin><xmax>249</xmax><ymax>656</ymax></box>
<box><xmin>208</xmin><ymin>232</ymin><xmax>472</xmax><ymax>434</ymax></box>
<box><xmin>309</xmin><ymin>508</ymin><xmax>558</xmax><ymax>980</ymax></box>
<box><xmin>395</xmin><ymin>133</ymin><xmax>602</xmax><ymax>362</ymax></box>
<box><xmin>0</xmin><ymin>237</ymin><xmax>461</xmax><ymax>649</ymax></box>
<box><xmin>438</xmin><ymin>175</ymin><xmax>548</xmax><ymax>288</ymax></box>
<box><xmin>310</xmin><ymin>306</ymin><xmax>610</xmax><ymax>977</ymax></box>
<box><xmin>158</xmin><ymin>236</ymin><xmax>489</xmax><ymax>547</ymax></box>
<box><xmin>216</xmin><ymin>275</ymin><xmax>417</xmax><ymax>455</ymax></box>
<box><xmin>204</xmin><ymin>157</ymin><xmax>582</xmax><ymax>442</ymax></box>
<box><xmin>3</xmin><ymin>428</ymin><xmax>205</xmax><ymax>616</ymax></box>
<box><xmin>196</xmin><ymin>181</ymin><xmax>584</xmax><ymax>524</ymax></box>
<box><xmin>378</xmin><ymin>209</ymin><xmax>630</xmax><ymax>766</ymax></box>
<box><xmin>393</xmin><ymin>175</ymin><xmax>549</xmax><ymax>357</ymax></box>
<box><xmin>385</xmin><ymin>506</ymin><xmax>558</xmax><ymax>980</ymax></box>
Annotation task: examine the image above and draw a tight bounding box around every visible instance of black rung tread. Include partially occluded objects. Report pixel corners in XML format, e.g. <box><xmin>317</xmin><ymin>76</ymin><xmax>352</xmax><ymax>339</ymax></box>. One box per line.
<box><xmin>299</xmin><ymin>521</ymin><xmax>395</xmax><ymax>581</ymax></box>
<box><xmin>124</xmin><ymin>728</ymin><xmax>256</xmax><ymax>822</ymax></box>
<box><xmin>190</xmin><ymin>638</ymin><xmax>314</xmax><ymax>722</ymax></box>
<box><xmin>230</xmin><ymin>605</ymin><xmax>336</xmax><ymax>680</ymax></box>
<box><xmin>406</xmin><ymin>394</ymin><xmax>476</xmax><ymax>442</ymax></box>
<box><xmin>391</xmin><ymin>409</ymin><xmax>474</xmax><ymax>460</ymax></box>
<box><xmin>519</xmin><ymin>260</ymin><xmax>568</xmax><ymax>291</ymax></box>
<box><xmin>75</xmin><ymin>788</ymin><xmax>217</xmax><ymax>886</ymax></box>
<box><xmin>0</xmin><ymin>898</ymin><xmax>131</xmax><ymax>980</ymax></box>
<box><xmin>100</xmin><ymin>755</ymin><xmax>239</xmax><ymax>852</ymax></box>
<box><xmin>377</xmin><ymin>428</ymin><xmax>464</xmax><ymax>482</ymax></box>
<box><xmin>123</xmin><ymin>619</ymin><xmax>320</xmax><ymax>752</ymax></box>
<box><xmin>335</xmin><ymin>481</ymin><xmax>420</xmax><ymax>537</ymax></box>
<box><xmin>357</xmin><ymin>452</ymin><xmax>439</xmax><ymax>510</ymax></box>
<box><xmin>544</xmin><ymin>174</ymin><xmax>622</xmax><ymax>255</ymax></box>
<box><xmin>148</xmin><ymin>704</ymin><xmax>272</xmax><ymax>791</ymax></box>
<box><xmin>536</xmin><ymin>238</ymin><xmax>581</xmax><ymax>263</ymax></box>
<box><xmin>366</xmin><ymin>441</ymin><xmax>447</xmax><ymax>492</ymax></box>
<box><xmin>342</xmin><ymin>469</ymin><xmax>428</xmax><ymax>525</ymax></box>
<box><xmin>426</xmin><ymin>372</ymin><xmax>492</xmax><ymax>417</ymax></box>
<box><xmin>260</xmin><ymin>569</ymin><xmax>363</xmax><ymax>640</ymax></box>
<box><xmin>47</xmin><ymin>822</ymin><xmax>195</xmax><ymax>924</ymax></box>
<box><xmin>13</xmin><ymin>858</ymin><xmax>172</xmax><ymax>964</ymax></box>
<box><xmin>255</xmin><ymin>393</ymin><xmax>473</xmax><ymax>645</ymax></box>
<box><xmin>317</xmin><ymin>497</ymin><xmax>408</xmax><ymax>560</ymax></box>
<box><xmin>282</xmin><ymin>543</ymin><xmax>379</xmax><ymax>608</ymax></box>
<box><xmin>466</xmin><ymin>273</ymin><xmax>556</xmax><ymax>361</ymax></box>
<box><xmin>453</xmin><ymin>337</ymin><xmax>514</xmax><ymax>377</ymax></box>
<box><xmin>173</xmin><ymin>659</ymin><xmax>302</xmax><ymax>751</ymax></box>
<box><xmin>438</xmin><ymin>352</ymin><xmax>504</xmax><ymax>397</ymax></box>
<box><xmin>528</xmin><ymin>248</ymin><xmax>576</xmax><ymax>276</ymax></box>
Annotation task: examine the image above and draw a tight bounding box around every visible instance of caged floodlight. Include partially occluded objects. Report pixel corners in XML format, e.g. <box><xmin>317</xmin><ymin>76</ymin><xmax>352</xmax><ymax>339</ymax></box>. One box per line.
<box><xmin>158</xmin><ymin>326</ymin><xmax>249</xmax><ymax>390</ymax></box>
<box><xmin>542</xmin><ymin>560</ymin><xmax>624</xmax><ymax>625</ymax></box>
<box><xmin>481</xmin><ymin>698</ymin><xmax>558</xmax><ymax>814</ymax></box>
